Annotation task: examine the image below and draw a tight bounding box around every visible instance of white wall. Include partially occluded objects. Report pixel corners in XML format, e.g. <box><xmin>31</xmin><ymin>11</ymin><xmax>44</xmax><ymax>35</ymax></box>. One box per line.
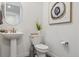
<box><xmin>1</xmin><ymin>2</ymin><xmax>79</xmax><ymax>57</ymax></box>
<box><xmin>42</xmin><ymin>2</ymin><xmax>79</xmax><ymax>57</ymax></box>
<box><xmin>0</xmin><ymin>2</ymin><xmax>43</xmax><ymax>57</ymax></box>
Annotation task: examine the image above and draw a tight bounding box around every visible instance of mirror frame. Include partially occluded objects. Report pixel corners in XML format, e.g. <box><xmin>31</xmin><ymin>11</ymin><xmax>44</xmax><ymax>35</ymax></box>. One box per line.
<box><xmin>4</xmin><ymin>2</ymin><xmax>23</xmax><ymax>25</ymax></box>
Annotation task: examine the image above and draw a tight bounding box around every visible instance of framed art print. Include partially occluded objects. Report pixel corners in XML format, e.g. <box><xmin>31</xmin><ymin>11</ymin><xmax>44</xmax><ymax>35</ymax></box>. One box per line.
<box><xmin>48</xmin><ymin>2</ymin><xmax>72</xmax><ymax>25</ymax></box>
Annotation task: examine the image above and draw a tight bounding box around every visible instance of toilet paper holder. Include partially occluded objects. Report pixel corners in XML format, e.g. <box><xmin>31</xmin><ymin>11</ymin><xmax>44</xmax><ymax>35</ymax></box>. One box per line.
<box><xmin>61</xmin><ymin>41</ymin><xmax>69</xmax><ymax>46</ymax></box>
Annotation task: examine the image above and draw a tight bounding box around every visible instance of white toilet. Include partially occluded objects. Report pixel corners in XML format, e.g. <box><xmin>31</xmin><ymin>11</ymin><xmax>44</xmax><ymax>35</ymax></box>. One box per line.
<box><xmin>30</xmin><ymin>33</ymin><xmax>48</xmax><ymax>57</ymax></box>
<box><xmin>35</xmin><ymin>44</ymin><xmax>48</xmax><ymax>57</ymax></box>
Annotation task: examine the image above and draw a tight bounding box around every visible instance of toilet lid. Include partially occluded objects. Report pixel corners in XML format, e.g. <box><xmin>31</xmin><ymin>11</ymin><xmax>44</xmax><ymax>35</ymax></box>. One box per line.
<box><xmin>35</xmin><ymin>44</ymin><xmax>48</xmax><ymax>50</ymax></box>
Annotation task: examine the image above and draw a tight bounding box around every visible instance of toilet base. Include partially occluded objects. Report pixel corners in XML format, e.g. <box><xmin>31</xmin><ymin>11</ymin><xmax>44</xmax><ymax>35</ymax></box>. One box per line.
<box><xmin>36</xmin><ymin>51</ymin><xmax>46</xmax><ymax>57</ymax></box>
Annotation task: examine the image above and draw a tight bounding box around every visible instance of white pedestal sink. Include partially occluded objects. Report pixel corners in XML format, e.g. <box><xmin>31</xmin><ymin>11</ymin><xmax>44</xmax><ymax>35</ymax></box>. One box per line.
<box><xmin>1</xmin><ymin>32</ymin><xmax>23</xmax><ymax>57</ymax></box>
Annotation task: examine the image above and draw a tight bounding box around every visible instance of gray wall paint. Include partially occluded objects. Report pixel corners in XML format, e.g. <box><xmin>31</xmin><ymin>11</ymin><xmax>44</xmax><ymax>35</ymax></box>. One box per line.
<box><xmin>0</xmin><ymin>2</ymin><xmax>43</xmax><ymax>57</ymax></box>
<box><xmin>42</xmin><ymin>2</ymin><xmax>79</xmax><ymax>57</ymax></box>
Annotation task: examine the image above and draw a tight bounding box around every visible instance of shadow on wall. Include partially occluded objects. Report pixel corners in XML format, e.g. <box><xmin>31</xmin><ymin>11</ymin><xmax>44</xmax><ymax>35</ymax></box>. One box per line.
<box><xmin>63</xmin><ymin>45</ymin><xmax>70</xmax><ymax>53</ymax></box>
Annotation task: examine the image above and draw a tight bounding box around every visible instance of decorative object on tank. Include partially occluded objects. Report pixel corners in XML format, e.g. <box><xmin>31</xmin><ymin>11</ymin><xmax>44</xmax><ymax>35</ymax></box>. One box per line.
<box><xmin>35</xmin><ymin>21</ymin><xmax>42</xmax><ymax>31</ymax></box>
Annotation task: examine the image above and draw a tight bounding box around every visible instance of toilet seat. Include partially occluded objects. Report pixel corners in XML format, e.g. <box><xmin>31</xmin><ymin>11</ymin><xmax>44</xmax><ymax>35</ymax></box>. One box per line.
<box><xmin>35</xmin><ymin>44</ymin><xmax>48</xmax><ymax>50</ymax></box>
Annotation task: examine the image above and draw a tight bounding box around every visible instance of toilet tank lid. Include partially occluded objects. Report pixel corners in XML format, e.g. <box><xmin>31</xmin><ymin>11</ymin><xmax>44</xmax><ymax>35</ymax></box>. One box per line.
<box><xmin>35</xmin><ymin>44</ymin><xmax>48</xmax><ymax>49</ymax></box>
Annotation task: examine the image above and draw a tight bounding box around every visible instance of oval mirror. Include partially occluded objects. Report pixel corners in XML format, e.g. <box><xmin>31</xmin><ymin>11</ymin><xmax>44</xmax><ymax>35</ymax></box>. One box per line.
<box><xmin>5</xmin><ymin>2</ymin><xmax>22</xmax><ymax>25</ymax></box>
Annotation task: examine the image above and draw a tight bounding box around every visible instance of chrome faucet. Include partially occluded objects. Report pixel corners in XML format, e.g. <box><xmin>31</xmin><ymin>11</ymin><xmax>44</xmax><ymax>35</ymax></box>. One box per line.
<box><xmin>12</xmin><ymin>28</ymin><xmax>16</xmax><ymax>33</ymax></box>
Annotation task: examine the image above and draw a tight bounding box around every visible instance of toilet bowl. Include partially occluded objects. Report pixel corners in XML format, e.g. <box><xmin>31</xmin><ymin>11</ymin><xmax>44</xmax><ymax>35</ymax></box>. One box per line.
<box><xmin>35</xmin><ymin>44</ymin><xmax>48</xmax><ymax>57</ymax></box>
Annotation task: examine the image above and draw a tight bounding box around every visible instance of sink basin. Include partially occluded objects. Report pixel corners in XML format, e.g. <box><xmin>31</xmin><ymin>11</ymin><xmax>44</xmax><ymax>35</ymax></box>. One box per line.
<box><xmin>1</xmin><ymin>32</ymin><xmax>23</xmax><ymax>39</ymax></box>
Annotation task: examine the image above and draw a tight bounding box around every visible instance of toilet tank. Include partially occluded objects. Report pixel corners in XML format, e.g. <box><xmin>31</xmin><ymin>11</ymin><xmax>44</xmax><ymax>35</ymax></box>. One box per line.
<box><xmin>30</xmin><ymin>32</ymin><xmax>42</xmax><ymax>45</ymax></box>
